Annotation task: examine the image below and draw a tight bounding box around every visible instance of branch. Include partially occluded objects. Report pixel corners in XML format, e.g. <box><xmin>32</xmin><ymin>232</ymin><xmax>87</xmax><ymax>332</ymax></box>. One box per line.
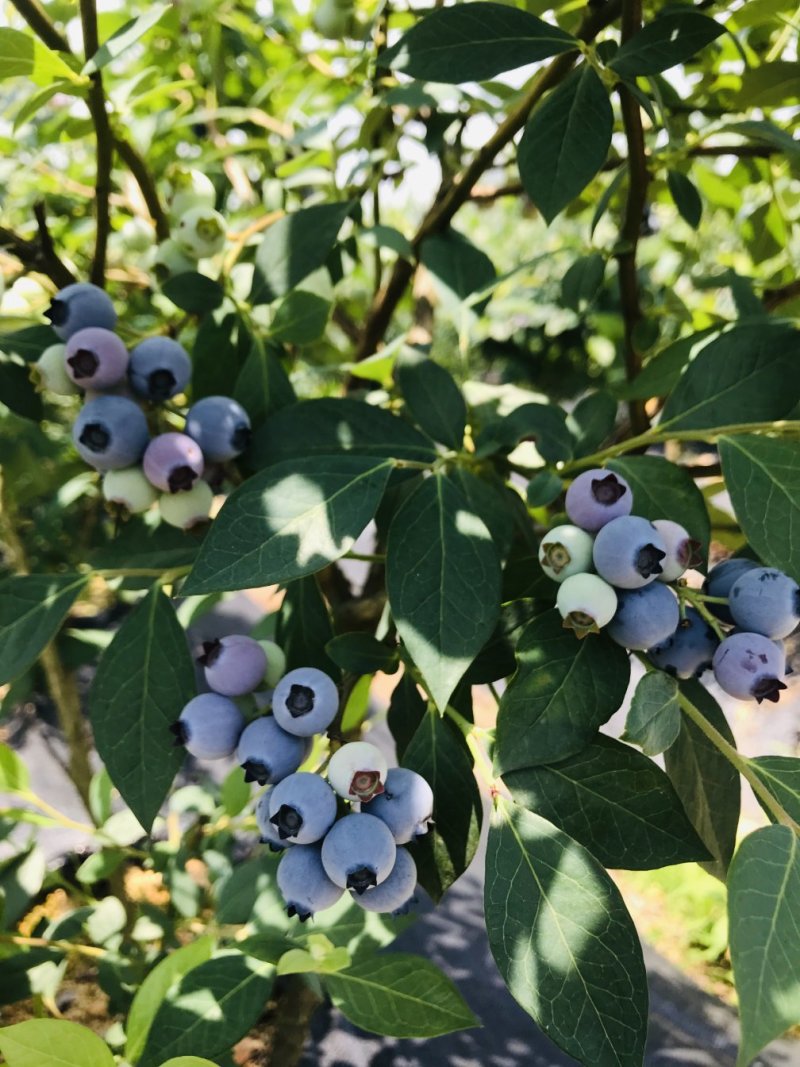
<box><xmin>9</xmin><ymin>0</ymin><xmax>69</xmax><ymax>51</ymax></box>
<box><xmin>0</xmin><ymin>204</ymin><xmax>77</xmax><ymax>288</ymax></box>
<box><xmin>113</xmin><ymin>136</ymin><xmax>169</xmax><ymax>240</ymax></box>
<box><xmin>763</xmin><ymin>277</ymin><xmax>800</xmax><ymax>311</ymax></box>
<box><xmin>79</xmin><ymin>0</ymin><xmax>113</xmax><ymax>286</ymax></box>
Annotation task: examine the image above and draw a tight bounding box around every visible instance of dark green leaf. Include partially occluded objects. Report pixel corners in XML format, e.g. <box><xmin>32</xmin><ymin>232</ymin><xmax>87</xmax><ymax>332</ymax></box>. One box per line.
<box><xmin>590</xmin><ymin>164</ymin><xmax>627</xmax><ymax>237</ymax></box>
<box><xmin>526</xmin><ymin>470</ymin><xmax>563</xmax><ymax>508</ymax></box>
<box><xmin>191</xmin><ymin>314</ymin><xmax>243</xmax><ymax>400</ymax></box>
<box><xmin>728</xmin><ymin>826</ymin><xmax>800</xmax><ymax>1067</ymax></box>
<box><xmin>0</xmin><ymin>356</ymin><xmax>43</xmax><ymax>421</ymax></box>
<box><xmin>0</xmin><ymin>948</ymin><xmax>63</xmax><ymax>1008</ymax></box>
<box><xmin>387</xmin><ymin>673</ymin><xmax>427</xmax><ymax>762</ymax></box>
<box><xmin>403</xmin><ymin>708</ymin><xmax>482</xmax><ymax>901</ymax></box>
<box><xmin>719</xmin><ymin>434</ymin><xmax>800</xmax><ymax>579</ymax></box>
<box><xmin>505</xmin><ymin>735</ymin><xmax>709</xmax><ymax>869</ymax></box>
<box><xmin>447</xmin><ymin>468</ymin><xmax>516</xmax><ymax>561</ymax></box>
<box><xmin>87</xmin><ymin>524</ymin><xmax>202</xmax><ymax>574</ymax></box>
<box><xmin>233</xmin><ymin>339</ymin><xmax>296</xmax><ymax>426</ymax></box>
<box><xmin>380</xmin><ymin>2</ymin><xmax>577</xmax><ymax>84</ymax></box>
<box><xmin>664</xmin><ymin>680</ymin><xmax>740</xmax><ymax>881</ymax></box>
<box><xmin>0</xmin><ymin>573</ymin><xmax>88</xmax><ymax>686</ymax></box>
<box><xmin>84</xmin><ymin>4</ymin><xmax>170</xmax><ymax>74</ymax></box>
<box><xmin>623</xmin><ymin>672</ymin><xmax>681</xmax><ymax>756</ymax></box>
<box><xmin>419</xmin><ymin>229</ymin><xmax>496</xmax><ymax>313</ymax></box>
<box><xmin>276</xmin><ymin>576</ymin><xmax>338</xmax><ymax>676</ymax></box>
<box><xmin>616</xmin><ymin>330</ymin><xmax>716</xmax><ymax>401</ymax></box>
<box><xmin>518</xmin><ymin>65</ymin><xmax>613</xmax><ymax>224</ymax></box>
<box><xmin>0</xmin><ymin>1019</ymin><xmax>115</xmax><ymax>1067</ymax></box>
<box><xmin>750</xmin><ymin>757</ymin><xmax>800</xmax><ymax>825</ymax></box>
<box><xmin>667</xmin><ymin>170</ymin><xmax>702</xmax><ymax>228</ymax></box>
<box><xmin>661</xmin><ymin>324</ymin><xmax>800</xmax><ymax>431</ymax></box>
<box><xmin>161</xmin><ymin>273</ymin><xmax>225</xmax><ymax>314</ymax></box>
<box><xmin>474</xmin><ymin>402</ymin><xmax>573</xmax><ymax>464</ymax></box>
<box><xmin>494</xmin><ymin>609</ymin><xmax>630</xmax><ymax>775</ymax></box>
<box><xmin>386</xmin><ymin>474</ymin><xmax>502</xmax><ymax>711</ymax></box>
<box><xmin>485</xmin><ymin>801</ymin><xmax>648</xmax><ymax>1066</ymax></box>
<box><xmin>0</xmin><ymin>846</ymin><xmax>45</xmax><ymax>928</ymax></box>
<box><xmin>0</xmin><ymin>324</ymin><xmax>58</xmax><ymax>360</ymax></box>
<box><xmin>250</xmin><ymin>201</ymin><xmax>353</xmax><ymax>304</ymax></box>
<box><xmin>214</xmin><ymin>855</ymin><xmax>284</xmax><ymax>925</ymax></box>
<box><xmin>270</xmin><ymin>290</ymin><xmax>330</xmax><ymax>344</ymax></box>
<box><xmin>610</xmin><ymin>12</ymin><xmax>724</xmax><ymax>77</ymax></box>
<box><xmin>323</xmin><ymin>953</ymin><xmax>477</xmax><ymax>1037</ymax></box>
<box><xmin>89</xmin><ymin>586</ymin><xmax>195</xmax><ymax>832</ymax></box>
<box><xmin>184</xmin><ymin>455</ymin><xmax>394</xmax><ymax>594</ymax></box>
<box><xmin>325</xmin><ymin>633</ymin><xmax>398</xmax><ymax>675</ymax></box>
<box><xmin>561</xmin><ymin>253</ymin><xmax>606</xmax><ymax>313</ymax></box>
<box><xmin>396</xmin><ymin>353</ymin><xmax>466</xmax><ymax>449</ymax></box>
<box><xmin>463</xmin><ymin>599</ymin><xmax>543</xmax><ymax>686</ymax></box>
<box><xmin>567</xmin><ymin>390</ymin><xmax>616</xmax><ymax>458</ymax></box>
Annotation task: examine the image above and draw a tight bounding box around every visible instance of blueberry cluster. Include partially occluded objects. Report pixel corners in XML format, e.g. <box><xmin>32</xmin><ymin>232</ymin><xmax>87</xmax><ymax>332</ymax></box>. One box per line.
<box><xmin>35</xmin><ymin>282</ymin><xmax>251</xmax><ymax>530</ymax></box>
<box><xmin>171</xmin><ymin>635</ymin><xmax>433</xmax><ymax>922</ymax></box>
<box><xmin>541</xmin><ymin>468</ymin><xmax>796</xmax><ymax>704</ymax></box>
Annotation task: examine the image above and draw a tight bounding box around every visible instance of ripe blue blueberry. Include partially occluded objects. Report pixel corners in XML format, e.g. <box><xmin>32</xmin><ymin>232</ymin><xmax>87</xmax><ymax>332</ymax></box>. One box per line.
<box><xmin>556</xmin><ymin>573</ymin><xmax>618</xmax><ymax>638</ymax></box>
<box><xmin>593</xmin><ymin>515</ymin><xmax>667</xmax><ymax>589</ymax></box>
<box><xmin>607</xmin><ymin>583</ymin><xmax>680</xmax><ymax>650</ymax></box>
<box><xmin>169</xmin><ymin>693</ymin><xmax>245</xmax><ymax>759</ymax></box>
<box><xmin>267</xmin><ymin>771</ymin><xmax>337</xmax><ymax>844</ymax></box>
<box><xmin>321</xmin><ymin>812</ymin><xmax>397</xmax><ymax>895</ymax></box>
<box><xmin>647</xmin><ymin>608</ymin><xmax>719</xmax><ymax>679</ymax></box>
<box><xmin>538</xmin><ymin>525</ymin><xmax>594</xmax><ymax>583</ymax></box>
<box><xmin>129</xmin><ymin>337</ymin><xmax>191</xmax><ymax>401</ymax></box>
<box><xmin>235</xmin><ymin>716</ymin><xmax>308</xmax><ymax>785</ymax></box>
<box><xmin>143</xmin><ymin>432</ymin><xmax>204</xmax><ymax>493</ymax></box>
<box><xmin>45</xmin><ymin>282</ymin><xmax>117</xmax><ymax>340</ymax></box>
<box><xmin>73</xmin><ymin>396</ymin><xmax>149</xmax><ymax>470</ymax></box>
<box><xmin>367</xmin><ymin>768</ymin><xmax>433</xmax><ymax>844</ymax></box>
<box><xmin>255</xmin><ymin>791</ymin><xmax>291</xmax><ymax>851</ymax></box>
<box><xmin>64</xmin><ymin>327</ymin><xmax>129</xmax><ymax>390</ymax></box>
<box><xmin>327</xmin><ymin>742</ymin><xmax>388</xmax><ymax>802</ymax></box>
<box><xmin>277</xmin><ymin>844</ymin><xmax>343</xmax><ymax>921</ymax></box>
<box><xmin>703</xmin><ymin>558</ymin><xmax>759</xmax><ymax>624</ymax></box>
<box><xmin>712</xmin><ymin>632</ymin><xmax>787</xmax><ymax>704</ymax></box>
<box><xmin>198</xmin><ymin>634</ymin><xmax>267</xmax><ymax>697</ymax></box>
<box><xmin>272</xmin><ymin>667</ymin><xmax>339</xmax><ymax>737</ymax></box>
<box><xmin>158</xmin><ymin>481</ymin><xmax>214</xmax><ymax>529</ymax></box>
<box><xmin>728</xmin><ymin>567</ymin><xmax>800</xmax><ymax>640</ymax></box>
<box><xmin>185</xmin><ymin>396</ymin><xmax>252</xmax><ymax>462</ymax></box>
<box><xmin>653</xmin><ymin>519</ymin><xmax>702</xmax><ymax>583</ymax></box>
<box><xmin>353</xmin><ymin>847</ymin><xmax>417</xmax><ymax>915</ymax></box>
<box><xmin>565</xmin><ymin>468</ymin><xmax>632</xmax><ymax>532</ymax></box>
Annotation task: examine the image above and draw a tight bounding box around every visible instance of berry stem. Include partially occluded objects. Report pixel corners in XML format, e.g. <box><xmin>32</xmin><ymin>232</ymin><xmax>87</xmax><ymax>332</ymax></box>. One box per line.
<box><xmin>0</xmin><ymin>931</ymin><xmax>106</xmax><ymax>959</ymax></box>
<box><xmin>675</xmin><ymin>586</ymin><xmax>727</xmax><ymax>641</ymax></box>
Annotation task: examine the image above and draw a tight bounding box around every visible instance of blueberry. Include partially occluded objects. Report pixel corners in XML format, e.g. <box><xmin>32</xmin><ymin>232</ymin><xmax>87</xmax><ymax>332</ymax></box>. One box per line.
<box><xmin>73</xmin><ymin>396</ymin><xmax>149</xmax><ymax>470</ymax></box>
<box><xmin>143</xmin><ymin>432</ymin><xmax>204</xmax><ymax>493</ymax></box>
<box><xmin>165</xmin><ymin>167</ymin><xmax>217</xmax><ymax>218</ymax></box>
<box><xmin>277</xmin><ymin>844</ymin><xmax>343</xmax><ymax>921</ymax></box>
<box><xmin>321</xmin><ymin>812</ymin><xmax>397</xmax><ymax>894</ymax></box>
<box><xmin>45</xmin><ymin>282</ymin><xmax>117</xmax><ymax>340</ymax></box>
<box><xmin>352</xmin><ymin>847</ymin><xmax>417</xmax><ymax>915</ymax></box>
<box><xmin>538</xmin><ymin>524</ymin><xmax>595</xmax><ymax>583</ymax></box>
<box><xmin>367</xmin><ymin>768</ymin><xmax>433</xmax><ymax>844</ymax></box>
<box><xmin>129</xmin><ymin>338</ymin><xmax>191</xmax><ymax>401</ymax></box>
<box><xmin>152</xmin><ymin>238</ymin><xmax>197</xmax><ymax>281</ymax></box>
<box><xmin>198</xmin><ymin>634</ymin><xmax>267</xmax><ymax>697</ymax></box>
<box><xmin>728</xmin><ymin>567</ymin><xmax>800</xmax><ymax>640</ymax></box>
<box><xmin>158</xmin><ymin>481</ymin><xmax>214</xmax><ymax>529</ymax></box>
<box><xmin>327</xmin><ymin>742</ymin><xmax>388</xmax><ymax>802</ymax></box>
<box><xmin>647</xmin><ymin>607</ymin><xmax>719</xmax><ymax>679</ymax></box>
<box><xmin>267</xmin><ymin>771</ymin><xmax>337</xmax><ymax>844</ymax></box>
<box><xmin>255</xmin><ymin>792</ymin><xmax>290</xmax><ymax>851</ymax></box>
<box><xmin>272</xmin><ymin>668</ymin><xmax>339</xmax><ymax>737</ymax></box>
<box><xmin>102</xmin><ymin>467</ymin><xmax>158</xmax><ymax>515</ymax></box>
<box><xmin>712</xmin><ymin>632</ymin><xmax>787</xmax><ymax>704</ymax></box>
<box><xmin>185</xmin><ymin>396</ymin><xmax>252</xmax><ymax>462</ymax></box>
<box><xmin>556</xmin><ymin>573</ymin><xmax>618</xmax><ymax>638</ymax></box>
<box><xmin>653</xmin><ymin>519</ymin><xmax>702</xmax><ymax>583</ymax></box>
<box><xmin>236</xmin><ymin>716</ymin><xmax>308</xmax><ymax>785</ymax></box>
<box><xmin>607</xmin><ymin>583</ymin><xmax>680</xmax><ymax>650</ymax></box>
<box><xmin>170</xmin><ymin>693</ymin><xmax>245</xmax><ymax>759</ymax></box>
<box><xmin>565</xmin><ymin>468</ymin><xmax>632</xmax><ymax>532</ymax></box>
<box><xmin>593</xmin><ymin>515</ymin><xmax>667</xmax><ymax>589</ymax></box>
<box><xmin>64</xmin><ymin>327</ymin><xmax>129</xmax><ymax>390</ymax></box>
<box><xmin>174</xmin><ymin>206</ymin><xmax>227</xmax><ymax>259</ymax></box>
<box><xmin>32</xmin><ymin>343</ymin><xmax>79</xmax><ymax>396</ymax></box>
<box><xmin>702</xmin><ymin>558</ymin><xmax>759</xmax><ymax>624</ymax></box>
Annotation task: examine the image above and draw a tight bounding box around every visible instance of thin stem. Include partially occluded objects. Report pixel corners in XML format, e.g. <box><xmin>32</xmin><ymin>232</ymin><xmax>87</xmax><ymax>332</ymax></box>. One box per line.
<box><xmin>343</xmin><ymin>551</ymin><xmax>386</xmax><ymax>564</ymax></box>
<box><xmin>113</xmin><ymin>136</ymin><xmax>170</xmax><ymax>241</ymax></box>
<box><xmin>9</xmin><ymin>0</ymin><xmax>70</xmax><ymax>51</ymax></box>
<box><xmin>676</xmin><ymin>586</ymin><xmax>727</xmax><ymax>641</ymax></box>
<box><xmin>93</xmin><ymin>564</ymin><xmax>192</xmax><ymax>580</ymax></box>
<box><xmin>0</xmin><ymin>210</ymin><xmax>76</xmax><ymax>289</ymax></box>
<box><xmin>487</xmin><ymin>681</ymin><xmax>503</xmax><ymax>706</ymax></box>
<box><xmin>0</xmin><ymin>932</ymin><xmax>106</xmax><ymax>959</ymax></box>
<box><xmin>79</xmin><ymin>0</ymin><xmax>113</xmax><ymax>286</ymax></box>
<box><xmin>17</xmin><ymin>791</ymin><xmax>96</xmax><ymax>836</ymax></box>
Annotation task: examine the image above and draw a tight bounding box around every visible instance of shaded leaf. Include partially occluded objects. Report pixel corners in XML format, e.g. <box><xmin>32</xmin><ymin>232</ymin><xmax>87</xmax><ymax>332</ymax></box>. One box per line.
<box><xmin>270</xmin><ymin>290</ymin><xmax>330</xmax><ymax>344</ymax></box>
<box><xmin>396</xmin><ymin>354</ymin><xmax>466</xmax><ymax>450</ymax></box>
<box><xmin>611</xmin><ymin>12</ymin><xmax>724</xmax><ymax>77</ymax></box>
<box><xmin>750</xmin><ymin>757</ymin><xmax>800</xmax><ymax>825</ymax></box>
<box><xmin>276</xmin><ymin>576</ymin><xmax>337</xmax><ymax>676</ymax></box>
<box><xmin>667</xmin><ymin>170</ymin><xmax>702</xmax><ymax>228</ymax></box>
<box><xmin>251</xmin><ymin>202</ymin><xmax>353</xmax><ymax>304</ymax></box>
<box><xmin>161</xmin><ymin>273</ymin><xmax>224</xmax><ymax>314</ymax></box>
<box><xmin>624</xmin><ymin>672</ymin><xmax>681</xmax><ymax>756</ymax></box>
<box><xmin>0</xmin><ymin>574</ymin><xmax>88</xmax><ymax>686</ymax></box>
<box><xmin>325</xmin><ymin>633</ymin><xmax>398</xmax><ymax>675</ymax></box>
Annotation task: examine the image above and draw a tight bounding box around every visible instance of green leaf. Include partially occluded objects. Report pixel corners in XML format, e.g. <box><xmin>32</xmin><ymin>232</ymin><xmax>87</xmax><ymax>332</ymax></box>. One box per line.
<box><xmin>84</xmin><ymin>4</ymin><xmax>170</xmax><ymax>74</ymax></box>
<box><xmin>0</xmin><ymin>574</ymin><xmax>88</xmax><ymax>686</ymax></box>
<box><xmin>664</xmin><ymin>680</ymin><xmax>740</xmax><ymax>881</ymax></box>
<box><xmin>87</xmin><ymin>524</ymin><xmax>201</xmax><ymax>574</ymax></box>
<box><xmin>251</xmin><ymin>201</ymin><xmax>353</xmax><ymax>304</ymax></box>
<box><xmin>160</xmin><ymin>1059</ymin><xmax>220</xmax><ymax>1067</ymax></box>
<box><xmin>474</xmin><ymin>402</ymin><xmax>573</xmax><ymax>464</ymax></box>
<box><xmin>381</xmin><ymin>2</ymin><xmax>577</xmax><ymax>83</ymax></box>
<box><xmin>419</xmin><ymin>229</ymin><xmax>496</xmax><ymax>313</ymax></box>
<box><xmin>0</xmin><ymin>846</ymin><xmax>45</xmax><ymax>927</ymax></box>
<box><xmin>269</xmin><ymin>290</ymin><xmax>330</xmax><ymax>344</ymax></box>
<box><xmin>728</xmin><ymin>826</ymin><xmax>800</xmax><ymax>1066</ymax></box>
<box><xmin>161</xmin><ymin>273</ymin><xmax>225</xmax><ymax>314</ymax></box>
<box><xmin>276</xmin><ymin>576</ymin><xmax>337</xmax><ymax>676</ymax></box>
<box><xmin>220</xmin><ymin>767</ymin><xmax>251</xmax><ymax>818</ymax></box>
<box><xmin>249</xmin><ymin>398</ymin><xmax>436</xmax><ymax>470</ymax></box>
<box><xmin>191</xmin><ymin>314</ymin><xmax>244</xmax><ymax>400</ymax></box>
<box><xmin>667</xmin><ymin>170</ymin><xmax>702</xmax><ymax>229</ymax></box>
<box><xmin>505</xmin><ymin>735</ymin><xmax>709</xmax><ymax>869</ymax></box>
<box><xmin>447</xmin><ymin>468</ymin><xmax>516</xmax><ymax>560</ymax></box>
<box><xmin>567</xmin><ymin>390</ymin><xmax>616</xmax><ymax>458</ymax></box>
<box><xmin>719</xmin><ymin>434</ymin><xmax>800</xmax><ymax>579</ymax></box>
<box><xmin>0</xmin><ymin>356</ymin><xmax>43</xmax><ymax>421</ymax></box>
<box><xmin>233</xmin><ymin>338</ymin><xmax>296</xmax><ymax>426</ymax></box>
<box><xmin>561</xmin><ymin>253</ymin><xmax>606</xmax><ymax>314</ymax></box>
<box><xmin>138</xmin><ymin>952</ymin><xmax>274</xmax><ymax>1067</ymax></box>
<box><xmin>183</xmin><ymin>455</ymin><xmax>394</xmax><ymax>594</ymax></box>
<box><xmin>386</xmin><ymin>474</ymin><xmax>502</xmax><ymax>711</ymax></box>
<box><xmin>750</xmin><ymin>757</ymin><xmax>800</xmax><ymax>824</ymax></box>
<box><xmin>214</xmin><ymin>855</ymin><xmax>283</xmax><ymax>925</ymax></box>
<box><xmin>325</xmin><ymin>633</ymin><xmax>398</xmax><ymax>675</ymax></box>
<box><xmin>323</xmin><ymin>953</ymin><xmax>477</xmax><ymax>1037</ymax></box>
<box><xmin>518</xmin><ymin>65</ymin><xmax>613</xmax><ymax>224</ymax></box>
<box><xmin>360</xmin><ymin>224</ymin><xmax>413</xmax><ymax>259</ymax></box>
<box><xmin>607</xmin><ymin>454</ymin><xmax>710</xmax><ymax>563</ymax></box>
<box><xmin>0</xmin><ymin>744</ymin><xmax>29</xmax><ymax>793</ymax></box>
<box><xmin>735</xmin><ymin>61</ymin><xmax>800</xmax><ymax>108</ymax></box>
<box><xmin>485</xmin><ymin>801</ymin><xmax>648</xmax><ymax>1066</ymax></box>
<box><xmin>0</xmin><ymin>28</ymin><xmax>84</xmax><ymax>87</ymax></box>
<box><xmin>0</xmin><ymin>1019</ymin><xmax>115</xmax><ymax>1067</ymax></box>
<box><xmin>661</xmin><ymin>324</ymin><xmax>800</xmax><ymax>431</ymax></box>
<box><xmin>396</xmin><ymin>353</ymin><xmax>466</xmax><ymax>449</ymax></box>
<box><xmin>387</xmin><ymin>673</ymin><xmax>427</xmax><ymax>762</ymax></box>
<box><xmin>526</xmin><ymin>470</ymin><xmax>563</xmax><ymax>508</ymax></box>
<box><xmin>616</xmin><ymin>330</ymin><xmax>716</xmax><ymax>401</ymax></box>
<box><xmin>403</xmin><ymin>708</ymin><xmax>482</xmax><ymax>901</ymax></box>
<box><xmin>89</xmin><ymin>586</ymin><xmax>196</xmax><ymax>832</ymax></box>
<box><xmin>610</xmin><ymin>12</ymin><xmax>724</xmax><ymax>77</ymax></box>
<box><xmin>624</xmin><ymin>672</ymin><xmax>681</xmax><ymax>756</ymax></box>
<box><xmin>494</xmin><ymin>609</ymin><xmax>630</xmax><ymax>775</ymax></box>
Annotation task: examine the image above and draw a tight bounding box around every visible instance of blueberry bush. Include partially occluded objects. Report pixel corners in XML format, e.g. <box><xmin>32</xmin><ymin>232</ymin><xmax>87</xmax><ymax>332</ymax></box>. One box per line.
<box><xmin>0</xmin><ymin>1</ymin><xmax>799</xmax><ymax>1065</ymax></box>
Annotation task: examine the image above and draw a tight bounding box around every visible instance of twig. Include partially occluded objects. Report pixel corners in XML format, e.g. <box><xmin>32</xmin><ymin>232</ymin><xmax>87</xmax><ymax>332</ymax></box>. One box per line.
<box><xmin>9</xmin><ymin>0</ymin><xmax>69</xmax><ymax>51</ymax></box>
<box><xmin>114</xmin><ymin>136</ymin><xmax>170</xmax><ymax>240</ymax></box>
<box><xmin>79</xmin><ymin>0</ymin><xmax>113</xmax><ymax>286</ymax></box>
<box><xmin>763</xmin><ymin>277</ymin><xmax>800</xmax><ymax>310</ymax></box>
<box><xmin>0</xmin><ymin>208</ymin><xmax>76</xmax><ymax>288</ymax></box>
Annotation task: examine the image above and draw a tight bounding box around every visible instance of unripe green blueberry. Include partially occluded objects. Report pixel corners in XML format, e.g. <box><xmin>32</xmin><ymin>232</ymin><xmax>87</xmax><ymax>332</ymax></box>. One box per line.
<box><xmin>313</xmin><ymin>0</ymin><xmax>354</xmax><ymax>38</ymax></box>
<box><xmin>165</xmin><ymin>167</ymin><xmax>217</xmax><ymax>218</ymax></box>
<box><xmin>158</xmin><ymin>480</ymin><xmax>214</xmax><ymax>529</ymax></box>
<box><xmin>259</xmin><ymin>640</ymin><xmax>287</xmax><ymax>688</ymax></box>
<box><xmin>174</xmin><ymin>207</ymin><xmax>227</xmax><ymax>260</ymax></box>
<box><xmin>103</xmin><ymin>467</ymin><xmax>158</xmax><ymax>515</ymax></box>
<box><xmin>152</xmin><ymin>239</ymin><xmax>197</xmax><ymax>281</ymax></box>
<box><xmin>539</xmin><ymin>525</ymin><xmax>595</xmax><ymax>583</ymax></box>
<box><xmin>556</xmin><ymin>573</ymin><xmax>618</xmax><ymax>638</ymax></box>
<box><xmin>119</xmin><ymin>217</ymin><xmax>155</xmax><ymax>253</ymax></box>
<box><xmin>31</xmin><ymin>343</ymin><xmax>79</xmax><ymax>396</ymax></box>
<box><xmin>327</xmin><ymin>742</ymin><xmax>388</xmax><ymax>802</ymax></box>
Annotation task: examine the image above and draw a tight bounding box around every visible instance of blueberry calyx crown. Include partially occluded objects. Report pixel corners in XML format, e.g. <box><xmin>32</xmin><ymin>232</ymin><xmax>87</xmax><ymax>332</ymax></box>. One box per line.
<box><xmin>635</xmin><ymin>543</ymin><xmax>666</xmax><ymax>579</ymax></box>
<box><xmin>752</xmin><ymin>677</ymin><xmax>787</xmax><ymax>704</ymax></box>
<box><xmin>79</xmin><ymin>422</ymin><xmax>111</xmax><ymax>452</ymax></box>
<box><xmin>45</xmin><ymin>299</ymin><xmax>68</xmax><ymax>326</ymax></box>
<box><xmin>591</xmin><ymin>473</ymin><xmax>627</xmax><ymax>505</ymax></box>
<box><xmin>543</xmin><ymin>541</ymin><xmax>571</xmax><ymax>575</ymax></box>
<box><xmin>197</xmin><ymin>639</ymin><xmax>222</xmax><ymax>667</ymax></box>
<box><xmin>270</xmin><ymin>803</ymin><xmax>303</xmax><ymax>839</ymax></box>
<box><xmin>148</xmin><ymin>369</ymin><xmax>177</xmax><ymax>399</ymax></box>
<box><xmin>231</xmin><ymin>424</ymin><xmax>252</xmax><ymax>452</ymax></box>
<box><xmin>346</xmin><ymin>866</ymin><xmax>378</xmax><ymax>895</ymax></box>
<box><xmin>168</xmin><ymin>720</ymin><xmax>188</xmax><ymax>747</ymax></box>
<box><xmin>286</xmin><ymin>904</ymin><xmax>312</xmax><ymax>922</ymax></box>
<box><xmin>286</xmin><ymin>683</ymin><xmax>315</xmax><ymax>718</ymax></box>
<box><xmin>167</xmin><ymin>465</ymin><xmax>198</xmax><ymax>493</ymax></box>
<box><xmin>67</xmin><ymin>348</ymin><xmax>100</xmax><ymax>380</ymax></box>
<box><xmin>241</xmin><ymin>759</ymin><xmax>270</xmax><ymax>785</ymax></box>
<box><xmin>348</xmin><ymin>770</ymin><xmax>385</xmax><ymax>802</ymax></box>
<box><xmin>562</xmin><ymin>610</ymin><xmax>599</xmax><ymax>640</ymax></box>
